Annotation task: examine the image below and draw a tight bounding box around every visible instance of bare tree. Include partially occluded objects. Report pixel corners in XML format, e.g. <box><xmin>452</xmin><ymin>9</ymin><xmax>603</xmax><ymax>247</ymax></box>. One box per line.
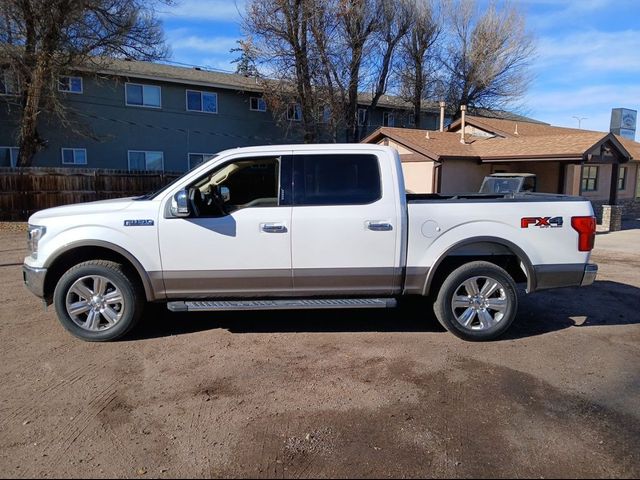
<box><xmin>398</xmin><ymin>0</ymin><xmax>440</xmax><ymax>128</ymax></box>
<box><xmin>359</xmin><ymin>0</ymin><xmax>412</xmax><ymax>138</ymax></box>
<box><xmin>244</xmin><ymin>0</ymin><xmax>323</xmax><ymax>143</ymax></box>
<box><xmin>1</xmin><ymin>0</ymin><xmax>170</xmax><ymax>166</ymax></box>
<box><xmin>440</xmin><ymin>0</ymin><xmax>534</xmax><ymax>116</ymax></box>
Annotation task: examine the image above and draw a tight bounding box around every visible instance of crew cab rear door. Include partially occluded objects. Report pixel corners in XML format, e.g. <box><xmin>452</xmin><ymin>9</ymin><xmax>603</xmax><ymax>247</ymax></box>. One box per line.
<box><xmin>290</xmin><ymin>149</ymin><xmax>401</xmax><ymax>296</ymax></box>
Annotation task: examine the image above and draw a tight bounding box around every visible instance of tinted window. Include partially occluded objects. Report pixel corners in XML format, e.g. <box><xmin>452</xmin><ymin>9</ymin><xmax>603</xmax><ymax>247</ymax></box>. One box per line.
<box><xmin>293</xmin><ymin>154</ymin><xmax>381</xmax><ymax>206</ymax></box>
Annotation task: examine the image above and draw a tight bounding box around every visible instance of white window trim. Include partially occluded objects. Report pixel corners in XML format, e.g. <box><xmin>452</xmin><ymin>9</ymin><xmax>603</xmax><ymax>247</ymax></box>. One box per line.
<box><xmin>0</xmin><ymin>146</ymin><xmax>19</xmax><ymax>167</ymax></box>
<box><xmin>188</xmin><ymin>152</ymin><xmax>216</xmax><ymax>170</ymax></box>
<box><xmin>357</xmin><ymin>108</ymin><xmax>367</xmax><ymax>127</ymax></box>
<box><xmin>185</xmin><ymin>89</ymin><xmax>218</xmax><ymax>114</ymax></box>
<box><xmin>250</xmin><ymin>97</ymin><xmax>267</xmax><ymax>112</ymax></box>
<box><xmin>61</xmin><ymin>148</ymin><xmax>87</xmax><ymax>165</ymax></box>
<box><xmin>125</xmin><ymin>82</ymin><xmax>162</xmax><ymax>109</ymax></box>
<box><xmin>383</xmin><ymin>111</ymin><xmax>395</xmax><ymax>127</ymax></box>
<box><xmin>58</xmin><ymin>76</ymin><xmax>83</xmax><ymax>94</ymax></box>
<box><xmin>287</xmin><ymin>104</ymin><xmax>302</xmax><ymax>121</ymax></box>
<box><xmin>127</xmin><ymin>150</ymin><xmax>165</xmax><ymax>171</ymax></box>
<box><xmin>0</xmin><ymin>71</ymin><xmax>19</xmax><ymax>96</ymax></box>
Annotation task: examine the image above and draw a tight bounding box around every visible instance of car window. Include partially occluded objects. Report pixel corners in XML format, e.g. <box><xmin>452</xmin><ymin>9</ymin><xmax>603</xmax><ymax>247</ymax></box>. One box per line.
<box><xmin>293</xmin><ymin>154</ymin><xmax>381</xmax><ymax>206</ymax></box>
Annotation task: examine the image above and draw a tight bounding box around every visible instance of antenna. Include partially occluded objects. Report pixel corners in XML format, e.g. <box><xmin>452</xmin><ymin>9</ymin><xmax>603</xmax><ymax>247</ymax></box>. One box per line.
<box><xmin>572</xmin><ymin>116</ymin><xmax>588</xmax><ymax>129</ymax></box>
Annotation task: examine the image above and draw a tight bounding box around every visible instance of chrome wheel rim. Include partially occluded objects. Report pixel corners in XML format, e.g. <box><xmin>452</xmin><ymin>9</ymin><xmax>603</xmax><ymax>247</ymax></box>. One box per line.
<box><xmin>65</xmin><ymin>275</ymin><xmax>125</xmax><ymax>332</ymax></box>
<box><xmin>451</xmin><ymin>276</ymin><xmax>508</xmax><ymax>331</ymax></box>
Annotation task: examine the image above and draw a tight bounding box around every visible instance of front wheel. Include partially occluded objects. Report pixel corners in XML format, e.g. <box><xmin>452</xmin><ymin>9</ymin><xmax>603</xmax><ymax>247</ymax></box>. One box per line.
<box><xmin>433</xmin><ymin>261</ymin><xmax>518</xmax><ymax>341</ymax></box>
<box><xmin>53</xmin><ymin>260</ymin><xmax>144</xmax><ymax>342</ymax></box>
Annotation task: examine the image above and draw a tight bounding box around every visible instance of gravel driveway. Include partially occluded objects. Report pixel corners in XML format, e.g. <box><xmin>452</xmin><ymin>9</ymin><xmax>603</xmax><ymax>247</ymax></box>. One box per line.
<box><xmin>0</xmin><ymin>224</ymin><xmax>639</xmax><ymax>478</ymax></box>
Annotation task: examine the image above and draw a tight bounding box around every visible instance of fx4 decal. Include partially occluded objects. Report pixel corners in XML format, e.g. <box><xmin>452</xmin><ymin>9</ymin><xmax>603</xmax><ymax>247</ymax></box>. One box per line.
<box><xmin>521</xmin><ymin>216</ymin><xmax>563</xmax><ymax>228</ymax></box>
<box><xmin>124</xmin><ymin>219</ymin><xmax>155</xmax><ymax>227</ymax></box>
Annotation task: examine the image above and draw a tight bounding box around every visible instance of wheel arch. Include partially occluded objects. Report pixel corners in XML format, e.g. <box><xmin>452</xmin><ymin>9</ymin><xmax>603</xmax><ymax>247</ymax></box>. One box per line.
<box><xmin>423</xmin><ymin>236</ymin><xmax>536</xmax><ymax>296</ymax></box>
<box><xmin>43</xmin><ymin>241</ymin><xmax>162</xmax><ymax>303</ymax></box>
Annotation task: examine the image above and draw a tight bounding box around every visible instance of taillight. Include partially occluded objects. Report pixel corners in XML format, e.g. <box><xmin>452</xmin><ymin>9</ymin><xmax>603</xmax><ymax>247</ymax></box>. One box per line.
<box><xmin>571</xmin><ymin>216</ymin><xmax>596</xmax><ymax>252</ymax></box>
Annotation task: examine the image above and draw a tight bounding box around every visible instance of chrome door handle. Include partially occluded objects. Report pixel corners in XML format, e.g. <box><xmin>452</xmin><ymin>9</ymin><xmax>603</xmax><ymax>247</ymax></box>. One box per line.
<box><xmin>261</xmin><ymin>223</ymin><xmax>287</xmax><ymax>233</ymax></box>
<box><xmin>366</xmin><ymin>221</ymin><xmax>393</xmax><ymax>231</ymax></box>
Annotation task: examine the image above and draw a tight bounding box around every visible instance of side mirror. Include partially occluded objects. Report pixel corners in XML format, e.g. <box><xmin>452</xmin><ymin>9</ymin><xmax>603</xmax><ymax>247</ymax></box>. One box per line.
<box><xmin>171</xmin><ymin>189</ymin><xmax>190</xmax><ymax>217</ymax></box>
<box><xmin>220</xmin><ymin>186</ymin><xmax>230</xmax><ymax>203</ymax></box>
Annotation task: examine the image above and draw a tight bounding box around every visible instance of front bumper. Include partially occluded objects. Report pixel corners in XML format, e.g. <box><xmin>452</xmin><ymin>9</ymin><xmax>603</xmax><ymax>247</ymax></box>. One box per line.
<box><xmin>23</xmin><ymin>264</ymin><xmax>47</xmax><ymax>298</ymax></box>
<box><xmin>533</xmin><ymin>263</ymin><xmax>598</xmax><ymax>291</ymax></box>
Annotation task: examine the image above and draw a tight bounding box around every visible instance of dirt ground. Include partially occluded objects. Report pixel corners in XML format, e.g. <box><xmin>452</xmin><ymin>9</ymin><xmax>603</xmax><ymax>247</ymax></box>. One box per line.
<box><xmin>0</xmin><ymin>224</ymin><xmax>639</xmax><ymax>478</ymax></box>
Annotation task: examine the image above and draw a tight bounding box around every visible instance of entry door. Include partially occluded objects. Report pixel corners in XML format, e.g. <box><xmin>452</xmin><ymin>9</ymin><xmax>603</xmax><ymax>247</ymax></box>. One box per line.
<box><xmin>290</xmin><ymin>151</ymin><xmax>400</xmax><ymax>296</ymax></box>
<box><xmin>158</xmin><ymin>154</ymin><xmax>293</xmax><ymax>298</ymax></box>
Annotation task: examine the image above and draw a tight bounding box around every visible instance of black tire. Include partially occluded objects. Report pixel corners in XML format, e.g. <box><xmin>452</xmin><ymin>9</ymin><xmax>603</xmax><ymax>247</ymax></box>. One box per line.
<box><xmin>53</xmin><ymin>260</ymin><xmax>144</xmax><ymax>342</ymax></box>
<box><xmin>433</xmin><ymin>261</ymin><xmax>518</xmax><ymax>341</ymax></box>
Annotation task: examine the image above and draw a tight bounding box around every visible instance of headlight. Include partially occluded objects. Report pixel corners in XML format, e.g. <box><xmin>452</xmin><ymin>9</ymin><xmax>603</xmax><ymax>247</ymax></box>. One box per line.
<box><xmin>27</xmin><ymin>225</ymin><xmax>46</xmax><ymax>259</ymax></box>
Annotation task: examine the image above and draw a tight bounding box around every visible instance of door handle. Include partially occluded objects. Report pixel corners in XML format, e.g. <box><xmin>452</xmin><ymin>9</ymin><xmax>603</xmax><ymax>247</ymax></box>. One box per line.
<box><xmin>261</xmin><ymin>223</ymin><xmax>288</xmax><ymax>233</ymax></box>
<box><xmin>366</xmin><ymin>221</ymin><xmax>393</xmax><ymax>231</ymax></box>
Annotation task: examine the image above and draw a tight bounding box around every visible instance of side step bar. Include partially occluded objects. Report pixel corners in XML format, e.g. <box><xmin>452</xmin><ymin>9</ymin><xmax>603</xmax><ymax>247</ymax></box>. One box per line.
<box><xmin>167</xmin><ymin>298</ymin><xmax>397</xmax><ymax>313</ymax></box>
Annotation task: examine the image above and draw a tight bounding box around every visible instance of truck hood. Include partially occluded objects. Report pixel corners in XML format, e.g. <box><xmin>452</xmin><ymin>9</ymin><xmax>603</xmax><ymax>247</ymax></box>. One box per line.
<box><xmin>28</xmin><ymin>197</ymin><xmax>138</xmax><ymax>223</ymax></box>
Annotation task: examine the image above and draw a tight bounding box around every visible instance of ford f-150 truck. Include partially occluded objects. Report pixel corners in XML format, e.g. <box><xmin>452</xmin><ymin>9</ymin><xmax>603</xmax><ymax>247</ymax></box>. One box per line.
<box><xmin>23</xmin><ymin>144</ymin><xmax>598</xmax><ymax>342</ymax></box>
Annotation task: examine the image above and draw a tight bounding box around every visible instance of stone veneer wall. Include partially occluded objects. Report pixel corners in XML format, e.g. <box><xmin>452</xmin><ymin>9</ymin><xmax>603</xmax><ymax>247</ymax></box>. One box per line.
<box><xmin>589</xmin><ymin>198</ymin><xmax>640</xmax><ymax>223</ymax></box>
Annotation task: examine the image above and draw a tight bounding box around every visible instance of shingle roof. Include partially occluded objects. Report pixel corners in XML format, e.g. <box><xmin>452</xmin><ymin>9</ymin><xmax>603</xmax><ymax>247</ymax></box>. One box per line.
<box><xmin>363</xmin><ymin>122</ymin><xmax>640</xmax><ymax>162</ymax></box>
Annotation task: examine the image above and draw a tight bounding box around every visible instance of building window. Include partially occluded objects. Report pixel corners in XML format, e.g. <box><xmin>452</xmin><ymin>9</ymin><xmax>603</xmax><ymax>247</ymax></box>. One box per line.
<box><xmin>250</xmin><ymin>97</ymin><xmax>266</xmax><ymax>112</ymax></box>
<box><xmin>357</xmin><ymin>108</ymin><xmax>367</xmax><ymax>127</ymax></box>
<box><xmin>0</xmin><ymin>70</ymin><xmax>19</xmax><ymax>95</ymax></box>
<box><xmin>186</xmin><ymin>90</ymin><xmax>217</xmax><ymax>114</ymax></box>
<box><xmin>128</xmin><ymin>151</ymin><xmax>164</xmax><ymax>171</ymax></box>
<box><xmin>61</xmin><ymin>148</ymin><xmax>87</xmax><ymax>165</ymax></box>
<box><xmin>287</xmin><ymin>104</ymin><xmax>302</xmax><ymax>121</ymax></box>
<box><xmin>407</xmin><ymin>113</ymin><xmax>415</xmax><ymax>128</ymax></box>
<box><xmin>0</xmin><ymin>147</ymin><xmax>19</xmax><ymax>167</ymax></box>
<box><xmin>58</xmin><ymin>76</ymin><xmax>83</xmax><ymax>94</ymax></box>
<box><xmin>125</xmin><ymin>83</ymin><xmax>161</xmax><ymax>108</ymax></box>
<box><xmin>618</xmin><ymin>166</ymin><xmax>627</xmax><ymax>191</ymax></box>
<box><xmin>320</xmin><ymin>105</ymin><xmax>331</xmax><ymax>124</ymax></box>
<box><xmin>581</xmin><ymin>166</ymin><xmax>598</xmax><ymax>192</ymax></box>
<box><xmin>188</xmin><ymin>153</ymin><xmax>216</xmax><ymax>170</ymax></box>
<box><xmin>383</xmin><ymin>112</ymin><xmax>395</xmax><ymax>127</ymax></box>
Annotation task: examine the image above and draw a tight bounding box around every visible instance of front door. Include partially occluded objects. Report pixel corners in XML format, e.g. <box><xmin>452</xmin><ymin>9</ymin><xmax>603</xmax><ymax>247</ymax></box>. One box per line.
<box><xmin>158</xmin><ymin>154</ymin><xmax>293</xmax><ymax>298</ymax></box>
<box><xmin>290</xmin><ymin>150</ymin><xmax>401</xmax><ymax>296</ymax></box>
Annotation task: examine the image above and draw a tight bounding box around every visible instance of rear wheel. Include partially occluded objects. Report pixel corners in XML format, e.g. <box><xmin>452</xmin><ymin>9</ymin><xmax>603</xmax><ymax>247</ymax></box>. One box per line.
<box><xmin>53</xmin><ymin>260</ymin><xmax>144</xmax><ymax>342</ymax></box>
<box><xmin>433</xmin><ymin>261</ymin><xmax>518</xmax><ymax>341</ymax></box>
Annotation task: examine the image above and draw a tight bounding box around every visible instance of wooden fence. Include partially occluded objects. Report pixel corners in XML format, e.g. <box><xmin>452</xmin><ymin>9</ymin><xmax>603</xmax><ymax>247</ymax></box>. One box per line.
<box><xmin>0</xmin><ymin>167</ymin><xmax>183</xmax><ymax>220</ymax></box>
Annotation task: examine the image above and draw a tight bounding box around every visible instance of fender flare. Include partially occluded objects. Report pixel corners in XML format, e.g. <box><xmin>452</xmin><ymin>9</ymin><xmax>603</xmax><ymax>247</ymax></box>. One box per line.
<box><xmin>422</xmin><ymin>235</ymin><xmax>537</xmax><ymax>296</ymax></box>
<box><xmin>43</xmin><ymin>240</ymin><xmax>162</xmax><ymax>301</ymax></box>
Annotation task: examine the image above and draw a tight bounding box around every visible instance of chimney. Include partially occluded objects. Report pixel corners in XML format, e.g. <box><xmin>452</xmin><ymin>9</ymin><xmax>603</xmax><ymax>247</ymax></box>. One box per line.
<box><xmin>460</xmin><ymin>105</ymin><xmax>467</xmax><ymax>144</ymax></box>
<box><xmin>439</xmin><ymin>101</ymin><xmax>446</xmax><ymax>132</ymax></box>
<box><xmin>425</xmin><ymin>130</ymin><xmax>430</xmax><ymax>140</ymax></box>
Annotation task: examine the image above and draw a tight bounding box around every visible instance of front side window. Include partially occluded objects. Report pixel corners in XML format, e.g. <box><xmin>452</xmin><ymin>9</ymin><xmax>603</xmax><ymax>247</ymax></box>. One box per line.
<box><xmin>293</xmin><ymin>154</ymin><xmax>381</xmax><ymax>206</ymax></box>
<box><xmin>250</xmin><ymin>97</ymin><xmax>267</xmax><ymax>112</ymax></box>
<box><xmin>0</xmin><ymin>147</ymin><xmax>19</xmax><ymax>167</ymax></box>
<box><xmin>188</xmin><ymin>153</ymin><xmax>216</xmax><ymax>170</ymax></box>
<box><xmin>186</xmin><ymin>90</ymin><xmax>217</xmax><ymax>113</ymax></box>
<box><xmin>128</xmin><ymin>151</ymin><xmax>164</xmax><ymax>171</ymax></box>
<box><xmin>618</xmin><ymin>166</ymin><xmax>627</xmax><ymax>191</ymax></box>
<box><xmin>186</xmin><ymin>156</ymin><xmax>283</xmax><ymax>217</ymax></box>
<box><xmin>383</xmin><ymin>112</ymin><xmax>395</xmax><ymax>127</ymax></box>
<box><xmin>58</xmin><ymin>76</ymin><xmax>83</xmax><ymax>93</ymax></box>
<box><xmin>61</xmin><ymin>148</ymin><xmax>87</xmax><ymax>165</ymax></box>
<box><xmin>581</xmin><ymin>166</ymin><xmax>598</xmax><ymax>192</ymax></box>
<box><xmin>126</xmin><ymin>83</ymin><xmax>161</xmax><ymax>108</ymax></box>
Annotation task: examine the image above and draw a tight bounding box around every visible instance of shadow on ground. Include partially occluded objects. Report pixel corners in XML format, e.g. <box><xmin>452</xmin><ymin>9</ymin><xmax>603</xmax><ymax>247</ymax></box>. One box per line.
<box><xmin>126</xmin><ymin>280</ymin><xmax>640</xmax><ymax>342</ymax></box>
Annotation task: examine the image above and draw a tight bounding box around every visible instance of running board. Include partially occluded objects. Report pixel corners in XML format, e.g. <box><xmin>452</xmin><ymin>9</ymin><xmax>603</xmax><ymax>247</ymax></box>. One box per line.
<box><xmin>167</xmin><ymin>298</ymin><xmax>397</xmax><ymax>312</ymax></box>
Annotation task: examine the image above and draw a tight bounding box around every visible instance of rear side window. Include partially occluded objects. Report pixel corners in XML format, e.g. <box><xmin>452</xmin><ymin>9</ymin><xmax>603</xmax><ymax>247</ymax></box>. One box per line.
<box><xmin>293</xmin><ymin>154</ymin><xmax>381</xmax><ymax>205</ymax></box>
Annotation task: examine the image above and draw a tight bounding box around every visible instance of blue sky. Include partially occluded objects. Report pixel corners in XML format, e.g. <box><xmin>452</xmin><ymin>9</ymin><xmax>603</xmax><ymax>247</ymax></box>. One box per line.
<box><xmin>158</xmin><ymin>0</ymin><xmax>640</xmax><ymax>139</ymax></box>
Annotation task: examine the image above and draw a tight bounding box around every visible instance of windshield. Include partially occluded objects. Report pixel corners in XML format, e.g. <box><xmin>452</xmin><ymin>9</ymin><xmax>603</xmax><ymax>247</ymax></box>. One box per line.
<box><xmin>135</xmin><ymin>155</ymin><xmax>219</xmax><ymax>200</ymax></box>
<box><xmin>479</xmin><ymin>177</ymin><xmax>524</xmax><ymax>194</ymax></box>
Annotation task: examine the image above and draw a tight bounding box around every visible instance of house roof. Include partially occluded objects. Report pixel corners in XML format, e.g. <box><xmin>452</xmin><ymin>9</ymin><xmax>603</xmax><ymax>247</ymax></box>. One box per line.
<box><xmin>362</xmin><ymin>118</ymin><xmax>640</xmax><ymax>163</ymax></box>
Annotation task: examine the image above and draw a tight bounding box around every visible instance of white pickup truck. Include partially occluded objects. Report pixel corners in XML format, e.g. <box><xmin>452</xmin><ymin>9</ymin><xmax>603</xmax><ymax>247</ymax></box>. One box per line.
<box><xmin>23</xmin><ymin>144</ymin><xmax>598</xmax><ymax>342</ymax></box>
